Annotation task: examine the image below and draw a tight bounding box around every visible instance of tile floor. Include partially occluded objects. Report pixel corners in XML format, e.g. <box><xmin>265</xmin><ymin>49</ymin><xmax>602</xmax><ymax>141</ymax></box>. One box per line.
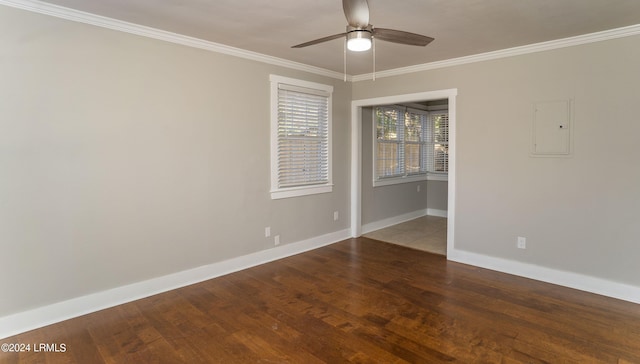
<box><xmin>363</xmin><ymin>215</ymin><xmax>447</xmax><ymax>255</ymax></box>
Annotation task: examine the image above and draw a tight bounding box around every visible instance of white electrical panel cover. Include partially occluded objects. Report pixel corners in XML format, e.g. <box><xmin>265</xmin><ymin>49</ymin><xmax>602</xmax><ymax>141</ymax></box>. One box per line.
<box><xmin>532</xmin><ymin>99</ymin><xmax>572</xmax><ymax>156</ymax></box>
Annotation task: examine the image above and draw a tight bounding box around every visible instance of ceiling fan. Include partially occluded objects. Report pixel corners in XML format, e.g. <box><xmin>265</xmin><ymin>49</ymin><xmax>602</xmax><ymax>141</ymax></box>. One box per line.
<box><xmin>292</xmin><ymin>0</ymin><xmax>434</xmax><ymax>52</ymax></box>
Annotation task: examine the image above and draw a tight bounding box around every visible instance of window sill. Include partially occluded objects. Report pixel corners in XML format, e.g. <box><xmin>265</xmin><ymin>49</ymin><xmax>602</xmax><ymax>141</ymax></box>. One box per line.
<box><xmin>373</xmin><ymin>174</ymin><xmax>428</xmax><ymax>187</ymax></box>
<box><xmin>271</xmin><ymin>184</ymin><xmax>333</xmax><ymax>200</ymax></box>
<box><xmin>427</xmin><ymin>173</ymin><xmax>448</xmax><ymax>182</ymax></box>
<box><xmin>373</xmin><ymin>173</ymin><xmax>448</xmax><ymax>187</ymax></box>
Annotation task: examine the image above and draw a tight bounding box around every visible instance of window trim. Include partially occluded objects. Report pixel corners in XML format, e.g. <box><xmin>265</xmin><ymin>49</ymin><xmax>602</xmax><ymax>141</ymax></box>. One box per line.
<box><xmin>269</xmin><ymin>75</ymin><xmax>333</xmax><ymax>199</ymax></box>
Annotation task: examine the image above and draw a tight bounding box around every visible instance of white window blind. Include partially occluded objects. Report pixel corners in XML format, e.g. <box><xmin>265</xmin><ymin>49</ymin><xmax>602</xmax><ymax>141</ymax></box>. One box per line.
<box><xmin>270</xmin><ymin>75</ymin><xmax>333</xmax><ymax>199</ymax></box>
<box><xmin>404</xmin><ymin>110</ymin><xmax>428</xmax><ymax>175</ymax></box>
<box><xmin>375</xmin><ymin>107</ymin><xmax>404</xmax><ymax>178</ymax></box>
<box><xmin>277</xmin><ymin>85</ymin><xmax>329</xmax><ymax>187</ymax></box>
<box><xmin>427</xmin><ymin>112</ymin><xmax>449</xmax><ymax>173</ymax></box>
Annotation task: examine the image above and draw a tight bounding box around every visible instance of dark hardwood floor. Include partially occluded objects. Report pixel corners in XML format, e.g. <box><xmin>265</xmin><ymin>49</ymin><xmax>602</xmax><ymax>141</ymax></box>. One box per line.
<box><xmin>2</xmin><ymin>237</ymin><xmax>640</xmax><ymax>363</ymax></box>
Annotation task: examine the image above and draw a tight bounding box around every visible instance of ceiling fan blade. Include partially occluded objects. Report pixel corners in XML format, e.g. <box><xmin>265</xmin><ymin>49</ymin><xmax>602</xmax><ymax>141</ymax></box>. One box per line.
<box><xmin>373</xmin><ymin>28</ymin><xmax>434</xmax><ymax>46</ymax></box>
<box><xmin>343</xmin><ymin>0</ymin><xmax>370</xmax><ymax>28</ymax></box>
<box><xmin>292</xmin><ymin>33</ymin><xmax>347</xmax><ymax>48</ymax></box>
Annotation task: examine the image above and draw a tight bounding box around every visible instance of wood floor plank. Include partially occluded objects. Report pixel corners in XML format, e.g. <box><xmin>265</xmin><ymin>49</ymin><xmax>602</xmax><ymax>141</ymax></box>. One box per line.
<box><xmin>2</xmin><ymin>238</ymin><xmax>639</xmax><ymax>363</ymax></box>
<box><xmin>232</xmin><ymin>272</ymin><xmax>432</xmax><ymax>362</ymax></box>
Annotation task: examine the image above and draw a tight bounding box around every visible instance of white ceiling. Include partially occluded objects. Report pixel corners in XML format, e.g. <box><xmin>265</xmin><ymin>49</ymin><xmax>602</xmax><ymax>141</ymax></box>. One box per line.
<box><xmin>20</xmin><ymin>0</ymin><xmax>640</xmax><ymax>76</ymax></box>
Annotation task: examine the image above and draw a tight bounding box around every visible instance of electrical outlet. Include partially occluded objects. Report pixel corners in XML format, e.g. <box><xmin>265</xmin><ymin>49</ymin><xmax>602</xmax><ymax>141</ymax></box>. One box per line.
<box><xmin>517</xmin><ymin>236</ymin><xmax>526</xmax><ymax>249</ymax></box>
<box><xmin>417</xmin><ymin>185</ymin><xmax>421</xmax><ymax>192</ymax></box>
<box><xmin>333</xmin><ymin>211</ymin><xmax>339</xmax><ymax>221</ymax></box>
<box><xmin>265</xmin><ymin>227</ymin><xmax>271</xmax><ymax>237</ymax></box>
<box><xmin>274</xmin><ymin>235</ymin><xmax>280</xmax><ymax>246</ymax></box>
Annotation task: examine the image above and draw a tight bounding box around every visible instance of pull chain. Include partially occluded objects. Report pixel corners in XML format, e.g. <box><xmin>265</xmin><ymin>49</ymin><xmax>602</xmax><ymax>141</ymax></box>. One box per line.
<box><xmin>372</xmin><ymin>35</ymin><xmax>376</xmax><ymax>81</ymax></box>
<box><xmin>344</xmin><ymin>38</ymin><xmax>347</xmax><ymax>82</ymax></box>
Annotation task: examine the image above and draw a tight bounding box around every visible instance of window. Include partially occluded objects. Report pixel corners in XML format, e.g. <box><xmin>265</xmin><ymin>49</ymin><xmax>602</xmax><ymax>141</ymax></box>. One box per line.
<box><xmin>374</xmin><ymin>105</ymin><xmax>448</xmax><ymax>186</ymax></box>
<box><xmin>426</xmin><ymin>111</ymin><xmax>449</xmax><ymax>176</ymax></box>
<box><xmin>375</xmin><ymin>106</ymin><xmax>428</xmax><ymax>179</ymax></box>
<box><xmin>270</xmin><ymin>75</ymin><xmax>333</xmax><ymax>199</ymax></box>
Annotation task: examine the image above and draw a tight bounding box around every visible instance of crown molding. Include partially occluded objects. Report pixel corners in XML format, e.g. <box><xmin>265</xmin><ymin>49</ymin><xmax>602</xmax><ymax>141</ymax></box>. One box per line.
<box><xmin>0</xmin><ymin>0</ymin><xmax>349</xmax><ymax>81</ymax></box>
<box><xmin>352</xmin><ymin>23</ymin><xmax>640</xmax><ymax>82</ymax></box>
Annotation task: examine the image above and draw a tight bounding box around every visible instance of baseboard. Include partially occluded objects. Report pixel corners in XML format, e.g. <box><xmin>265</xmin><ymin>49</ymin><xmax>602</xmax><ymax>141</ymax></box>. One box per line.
<box><xmin>361</xmin><ymin>209</ymin><xmax>448</xmax><ymax>234</ymax></box>
<box><xmin>447</xmin><ymin>248</ymin><xmax>640</xmax><ymax>305</ymax></box>
<box><xmin>361</xmin><ymin>209</ymin><xmax>428</xmax><ymax>234</ymax></box>
<box><xmin>427</xmin><ymin>208</ymin><xmax>448</xmax><ymax>218</ymax></box>
<box><xmin>0</xmin><ymin>228</ymin><xmax>351</xmax><ymax>340</ymax></box>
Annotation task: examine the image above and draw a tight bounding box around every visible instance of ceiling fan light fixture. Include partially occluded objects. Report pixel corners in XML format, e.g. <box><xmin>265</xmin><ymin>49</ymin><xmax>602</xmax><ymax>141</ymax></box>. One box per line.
<box><xmin>347</xmin><ymin>30</ymin><xmax>372</xmax><ymax>51</ymax></box>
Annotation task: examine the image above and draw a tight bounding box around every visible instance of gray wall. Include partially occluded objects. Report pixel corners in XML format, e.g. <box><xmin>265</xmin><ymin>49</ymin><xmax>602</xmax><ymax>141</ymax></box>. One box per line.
<box><xmin>353</xmin><ymin>35</ymin><xmax>640</xmax><ymax>286</ymax></box>
<box><xmin>427</xmin><ymin>180</ymin><xmax>448</xmax><ymax>212</ymax></box>
<box><xmin>0</xmin><ymin>6</ymin><xmax>351</xmax><ymax>316</ymax></box>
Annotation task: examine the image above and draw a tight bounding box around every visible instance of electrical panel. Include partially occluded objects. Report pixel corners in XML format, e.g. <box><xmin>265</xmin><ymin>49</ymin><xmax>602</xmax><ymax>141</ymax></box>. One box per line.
<box><xmin>532</xmin><ymin>100</ymin><xmax>572</xmax><ymax>156</ymax></box>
